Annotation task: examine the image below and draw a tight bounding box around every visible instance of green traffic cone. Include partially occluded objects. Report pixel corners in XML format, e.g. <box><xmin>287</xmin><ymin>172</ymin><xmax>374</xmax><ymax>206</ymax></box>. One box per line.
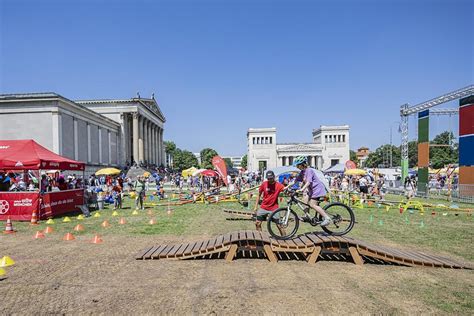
<box><xmin>419</xmin><ymin>220</ymin><xmax>425</xmax><ymax>228</ymax></box>
<box><xmin>378</xmin><ymin>219</ymin><xmax>383</xmax><ymax>226</ymax></box>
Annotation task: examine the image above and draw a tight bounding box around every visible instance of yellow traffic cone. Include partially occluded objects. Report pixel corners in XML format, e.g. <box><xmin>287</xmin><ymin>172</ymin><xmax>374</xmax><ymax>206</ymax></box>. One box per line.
<box><xmin>63</xmin><ymin>216</ymin><xmax>71</xmax><ymax>223</ymax></box>
<box><xmin>46</xmin><ymin>218</ymin><xmax>55</xmax><ymax>224</ymax></box>
<box><xmin>132</xmin><ymin>210</ymin><xmax>139</xmax><ymax>215</ymax></box>
<box><xmin>93</xmin><ymin>212</ymin><xmax>101</xmax><ymax>218</ymax></box>
<box><xmin>112</xmin><ymin>211</ymin><xmax>119</xmax><ymax>217</ymax></box>
<box><xmin>0</xmin><ymin>267</ymin><xmax>5</xmax><ymax>276</ymax></box>
<box><xmin>0</xmin><ymin>256</ymin><xmax>15</xmax><ymax>267</ymax></box>
<box><xmin>77</xmin><ymin>214</ymin><xmax>85</xmax><ymax>220</ymax></box>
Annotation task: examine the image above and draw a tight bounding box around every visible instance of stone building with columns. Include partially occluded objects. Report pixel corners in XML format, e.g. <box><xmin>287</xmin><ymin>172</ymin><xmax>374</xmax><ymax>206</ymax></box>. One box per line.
<box><xmin>77</xmin><ymin>97</ymin><xmax>165</xmax><ymax>166</ymax></box>
<box><xmin>247</xmin><ymin>125</ymin><xmax>350</xmax><ymax>172</ymax></box>
<box><xmin>0</xmin><ymin>92</ymin><xmax>165</xmax><ymax>173</ymax></box>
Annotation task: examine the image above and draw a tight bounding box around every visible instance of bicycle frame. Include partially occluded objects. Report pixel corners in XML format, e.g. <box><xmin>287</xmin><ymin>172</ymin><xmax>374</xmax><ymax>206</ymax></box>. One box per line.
<box><xmin>280</xmin><ymin>194</ymin><xmax>312</xmax><ymax>226</ymax></box>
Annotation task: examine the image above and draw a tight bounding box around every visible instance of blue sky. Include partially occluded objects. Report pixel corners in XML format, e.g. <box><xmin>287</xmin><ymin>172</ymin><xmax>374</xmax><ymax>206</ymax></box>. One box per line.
<box><xmin>1</xmin><ymin>0</ymin><xmax>472</xmax><ymax>156</ymax></box>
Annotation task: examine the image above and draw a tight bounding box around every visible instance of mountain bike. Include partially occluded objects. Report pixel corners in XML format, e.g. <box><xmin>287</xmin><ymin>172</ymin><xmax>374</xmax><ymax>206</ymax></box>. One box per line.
<box><xmin>267</xmin><ymin>190</ymin><xmax>355</xmax><ymax>240</ymax></box>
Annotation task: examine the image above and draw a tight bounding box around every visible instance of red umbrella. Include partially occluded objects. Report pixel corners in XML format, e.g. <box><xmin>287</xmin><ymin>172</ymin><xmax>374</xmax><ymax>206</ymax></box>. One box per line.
<box><xmin>201</xmin><ymin>170</ymin><xmax>218</xmax><ymax>177</ymax></box>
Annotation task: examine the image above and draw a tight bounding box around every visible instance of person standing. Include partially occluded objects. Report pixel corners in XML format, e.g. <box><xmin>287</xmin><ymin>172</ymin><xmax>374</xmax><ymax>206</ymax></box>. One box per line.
<box><xmin>134</xmin><ymin>176</ymin><xmax>146</xmax><ymax>210</ymax></box>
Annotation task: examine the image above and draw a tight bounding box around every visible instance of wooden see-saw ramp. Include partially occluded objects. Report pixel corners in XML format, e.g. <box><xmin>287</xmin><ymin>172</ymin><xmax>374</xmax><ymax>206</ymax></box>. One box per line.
<box><xmin>136</xmin><ymin>231</ymin><xmax>472</xmax><ymax>269</ymax></box>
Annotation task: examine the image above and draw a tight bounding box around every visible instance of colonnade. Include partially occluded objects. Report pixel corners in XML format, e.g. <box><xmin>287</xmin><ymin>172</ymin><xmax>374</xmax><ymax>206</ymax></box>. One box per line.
<box><xmin>279</xmin><ymin>155</ymin><xmax>322</xmax><ymax>169</ymax></box>
<box><xmin>122</xmin><ymin>112</ymin><xmax>164</xmax><ymax>165</ymax></box>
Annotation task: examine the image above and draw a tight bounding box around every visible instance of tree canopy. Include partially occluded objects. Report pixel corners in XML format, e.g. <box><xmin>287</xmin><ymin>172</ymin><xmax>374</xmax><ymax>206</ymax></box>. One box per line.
<box><xmin>241</xmin><ymin>154</ymin><xmax>247</xmax><ymax>168</ymax></box>
<box><xmin>200</xmin><ymin>148</ymin><xmax>219</xmax><ymax>169</ymax></box>
<box><xmin>173</xmin><ymin>149</ymin><xmax>198</xmax><ymax>170</ymax></box>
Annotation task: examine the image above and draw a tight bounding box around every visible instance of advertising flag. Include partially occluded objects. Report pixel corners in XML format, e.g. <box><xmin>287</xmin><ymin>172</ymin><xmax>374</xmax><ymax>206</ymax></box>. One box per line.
<box><xmin>212</xmin><ymin>156</ymin><xmax>228</xmax><ymax>186</ymax></box>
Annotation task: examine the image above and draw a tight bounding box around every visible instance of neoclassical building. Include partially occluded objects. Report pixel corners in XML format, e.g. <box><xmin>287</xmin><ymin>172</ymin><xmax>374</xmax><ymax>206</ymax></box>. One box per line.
<box><xmin>77</xmin><ymin>97</ymin><xmax>165</xmax><ymax>166</ymax></box>
<box><xmin>0</xmin><ymin>92</ymin><xmax>165</xmax><ymax>172</ymax></box>
<box><xmin>247</xmin><ymin>126</ymin><xmax>350</xmax><ymax>172</ymax></box>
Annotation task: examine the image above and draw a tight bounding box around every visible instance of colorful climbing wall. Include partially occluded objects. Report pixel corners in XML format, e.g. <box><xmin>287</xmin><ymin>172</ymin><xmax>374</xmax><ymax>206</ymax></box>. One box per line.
<box><xmin>418</xmin><ymin>110</ymin><xmax>429</xmax><ymax>195</ymax></box>
<box><xmin>459</xmin><ymin>95</ymin><xmax>474</xmax><ymax>197</ymax></box>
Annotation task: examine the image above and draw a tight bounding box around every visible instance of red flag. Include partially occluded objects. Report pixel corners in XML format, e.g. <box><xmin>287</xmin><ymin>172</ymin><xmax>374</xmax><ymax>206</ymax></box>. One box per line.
<box><xmin>212</xmin><ymin>156</ymin><xmax>228</xmax><ymax>186</ymax></box>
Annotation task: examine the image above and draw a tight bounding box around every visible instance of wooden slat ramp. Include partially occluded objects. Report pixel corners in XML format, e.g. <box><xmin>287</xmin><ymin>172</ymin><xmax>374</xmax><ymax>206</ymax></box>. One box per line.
<box><xmin>136</xmin><ymin>231</ymin><xmax>472</xmax><ymax>269</ymax></box>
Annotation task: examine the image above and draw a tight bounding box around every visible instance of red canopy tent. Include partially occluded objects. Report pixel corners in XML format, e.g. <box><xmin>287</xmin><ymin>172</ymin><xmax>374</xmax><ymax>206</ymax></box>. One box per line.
<box><xmin>0</xmin><ymin>140</ymin><xmax>85</xmax><ymax>221</ymax></box>
<box><xmin>0</xmin><ymin>139</ymin><xmax>84</xmax><ymax>171</ymax></box>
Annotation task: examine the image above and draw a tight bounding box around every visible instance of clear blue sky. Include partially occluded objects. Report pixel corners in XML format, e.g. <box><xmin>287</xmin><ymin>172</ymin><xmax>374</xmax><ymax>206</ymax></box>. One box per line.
<box><xmin>1</xmin><ymin>0</ymin><xmax>472</xmax><ymax>156</ymax></box>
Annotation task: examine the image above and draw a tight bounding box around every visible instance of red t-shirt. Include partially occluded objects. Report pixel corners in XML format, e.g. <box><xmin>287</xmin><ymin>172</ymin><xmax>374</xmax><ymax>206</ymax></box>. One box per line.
<box><xmin>259</xmin><ymin>181</ymin><xmax>285</xmax><ymax>211</ymax></box>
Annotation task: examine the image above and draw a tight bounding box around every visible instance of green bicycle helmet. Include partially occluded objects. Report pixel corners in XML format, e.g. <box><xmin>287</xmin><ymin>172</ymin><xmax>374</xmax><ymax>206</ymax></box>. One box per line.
<box><xmin>293</xmin><ymin>156</ymin><xmax>308</xmax><ymax>167</ymax></box>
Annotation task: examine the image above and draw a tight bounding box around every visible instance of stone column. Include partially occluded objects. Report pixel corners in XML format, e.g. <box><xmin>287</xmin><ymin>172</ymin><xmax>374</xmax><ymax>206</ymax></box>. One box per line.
<box><xmin>120</xmin><ymin>113</ymin><xmax>127</xmax><ymax>166</ymax></box>
<box><xmin>159</xmin><ymin>127</ymin><xmax>163</xmax><ymax>165</ymax></box>
<box><xmin>133</xmin><ymin>113</ymin><xmax>139</xmax><ymax>164</ymax></box>
<box><xmin>157</xmin><ymin>127</ymin><xmax>161</xmax><ymax>165</ymax></box>
<box><xmin>138</xmin><ymin>116</ymin><xmax>144</xmax><ymax>163</ymax></box>
<box><xmin>153</xmin><ymin>126</ymin><xmax>158</xmax><ymax>164</ymax></box>
<box><xmin>144</xmin><ymin>120</ymin><xmax>149</xmax><ymax>163</ymax></box>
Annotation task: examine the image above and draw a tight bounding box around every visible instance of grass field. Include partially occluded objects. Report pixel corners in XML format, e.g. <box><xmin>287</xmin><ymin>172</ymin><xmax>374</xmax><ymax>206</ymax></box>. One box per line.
<box><xmin>2</xmin><ymin>191</ymin><xmax>473</xmax><ymax>314</ymax></box>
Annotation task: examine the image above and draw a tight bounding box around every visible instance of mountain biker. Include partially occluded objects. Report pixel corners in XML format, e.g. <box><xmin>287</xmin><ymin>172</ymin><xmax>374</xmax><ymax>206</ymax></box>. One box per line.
<box><xmin>292</xmin><ymin>156</ymin><xmax>332</xmax><ymax>226</ymax></box>
<box><xmin>253</xmin><ymin>170</ymin><xmax>285</xmax><ymax>232</ymax></box>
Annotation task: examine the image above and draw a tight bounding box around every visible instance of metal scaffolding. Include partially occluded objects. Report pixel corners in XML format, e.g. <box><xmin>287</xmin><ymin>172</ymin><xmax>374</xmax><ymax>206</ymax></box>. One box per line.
<box><xmin>399</xmin><ymin>85</ymin><xmax>474</xmax><ymax>182</ymax></box>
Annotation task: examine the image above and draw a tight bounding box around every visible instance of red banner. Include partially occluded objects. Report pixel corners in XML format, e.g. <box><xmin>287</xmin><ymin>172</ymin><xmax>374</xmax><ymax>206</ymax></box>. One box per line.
<box><xmin>0</xmin><ymin>192</ymin><xmax>40</xmax><ymax>221</ymax></box>
<box><xmin>40</xmin><ymin>189</ymin><xmax>84</xmax><ymax>219</ymax></box>
<box><xmin>212</xmin><ymin>156</ymin><xmax>228</xmax><ymax>186</ymax></box>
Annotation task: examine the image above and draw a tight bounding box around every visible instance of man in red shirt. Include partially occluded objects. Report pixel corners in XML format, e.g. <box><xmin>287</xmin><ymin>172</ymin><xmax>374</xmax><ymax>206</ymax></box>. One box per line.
<box><xmin>253</xmin><ymin>170</ymin><xmax>285</xmax><ymax>232</ymax></box>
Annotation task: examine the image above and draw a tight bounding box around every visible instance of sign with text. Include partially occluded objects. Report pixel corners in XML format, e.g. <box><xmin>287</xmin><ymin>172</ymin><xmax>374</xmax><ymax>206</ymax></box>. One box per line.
<box><xmin>40</xmin><ymin>189</ymin><xmax>84</xmax><ymax>219</ymax></box>
<box><xmin>0</xmin><ymin>192</ymin><xmax>40</xmax><ymax>221</ymax></box>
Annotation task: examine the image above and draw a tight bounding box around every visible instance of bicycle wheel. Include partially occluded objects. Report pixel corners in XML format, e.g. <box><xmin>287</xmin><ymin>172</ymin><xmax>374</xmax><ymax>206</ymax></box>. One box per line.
<box><xmin>267</xmin><ymin>207</ymin><xmax>300</xmax><ymax>240</ymax></box>
<box><xmin>319</xmin><ymin>202</ymin><xmax>355</xmax><ymax>236</ymax></box>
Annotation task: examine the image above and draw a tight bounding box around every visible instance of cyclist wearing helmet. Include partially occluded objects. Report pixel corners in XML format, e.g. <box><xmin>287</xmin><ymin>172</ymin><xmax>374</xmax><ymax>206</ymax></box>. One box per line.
<box><xmin>293</xmin><ymin>156</ymin><xmax>332</xmax><ymax>226</ymax></box>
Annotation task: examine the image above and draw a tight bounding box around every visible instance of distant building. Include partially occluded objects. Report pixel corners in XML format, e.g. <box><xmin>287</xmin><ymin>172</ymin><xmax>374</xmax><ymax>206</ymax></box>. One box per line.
<box><xmin>0</xmin><ymin>92</ymin><xmax>165</xmax><ymax>173</ymax></box>
<box><xmin>222</xmin><ymin>156</ymin><xmax>243</xmax><ymax>168</ymax></box>
<box><xmin>247</xmin><ymin>125</ymin><xmax>350</xmax><ymax>172</ymax></box>
<box><xmin>356</xmin><ymin>147</ymin><xmax>370</xmax><ymax>167</ymax></box>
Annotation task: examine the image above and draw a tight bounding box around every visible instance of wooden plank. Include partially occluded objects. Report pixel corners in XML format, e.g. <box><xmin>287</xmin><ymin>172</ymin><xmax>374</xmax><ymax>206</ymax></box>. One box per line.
<box><xmin>225</xmin><ymin>244</ymin><xmax>238</xmax><ymax>262</ymax></box>
<box><xmin>157</xmin><ymin>245</ymin><xmax>175</xmax><ymax>258</ymax></box>
<box><xmin>205</xmin><ymin>237</ymin><xmax>218</xmax><ymax>250</ymax></box>
<box><xmin>191</xmin><ymin>241</ymin><xmax>204</xmax><ymax>254</ymax></box>
<box><xmin>261</xmin><ymin>232</ymin><xmax>272</xmax><ymax>244</ymax></box>
<box><xmin>299</xmin><ymin>235</ymin><xmax>315</xmax><ymax>247</ymax></box>
<box><xmin>181</xmin><ymin>242</ymin><xmax>197</xmax><ymax>256</ymax></box>
<box><xmin>150</xmin><ymin>245</ymin><xmax>169</xmax><ymax>259</ymax></box>
<box><xmin>306</xmin><ymin>233</ymin><xmax>325</xmax><ymax>245</ymax></box>
<box><xmin>292</xmin><ymin>237</ymin><xmax>307</xmax><ymax>249</ymax></box>
<box><xmin>230</xmin><ymin>231</ymin><xmax>240</xmax><ymax>242</ymax></box>
<box><xmin>306</xmin><ymin>246</ymin><xmax>322</xmax><ymax>264</ymax></box>
<box><xmin>348</xmin><ymin>246</ymin><xmax>364</xmax><ymax>265</ymax></box>
<box><xmin>175</xmin><ymin>243</ymin><xmax>189</xmax><ymax>257</ymax></box>
<box><xmin>180</xmin><ymin>245</ymin><xmax>230</xmax><ymax>260</ymax></box>
<box><xmin>358</xmin><ymin>248</ymin><xmax>415</xmax><ymax>267</ymax></box>
<box><xmin>166</xmin><ymin>244</ymin><xmax>183</xmax><ymax>258</ymax></box>
<box><xmin>215</xmin><ymin>235</ymin><xmax>224</xmax><ymax>248</ymax></box>
<box><xmin>222</xmin><ymin>233</ymin><xmax>231</xmax><ymax>245</ymax></box>
<box><xmin>136</xmin><ymin>246</ymin><xmax>157</xmax><ymax>260</ymax></box>
<box><xmin>199</xmin><ymin>239</ymin><xmax>210</xmax><ymax>252</ymax></box>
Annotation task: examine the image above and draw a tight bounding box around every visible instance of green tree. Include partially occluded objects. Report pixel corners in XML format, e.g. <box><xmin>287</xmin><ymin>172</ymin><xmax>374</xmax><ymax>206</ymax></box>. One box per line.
<box><xmin>164</xmin><ymin>141</ymin><xmax>177</xmax><ymax>154</ymax></box>
<box><xmin>408</xmin><ymin>140</ymin><xmax>418</xmax><ymax>168</ymax></box>
<box><xmin>349</xmin><ymin>150</ymin><xmax>359</xmax><ymax>166</ymax></box>
<box><xmin>365</xmin><ymin>145</ymin><xmax>401</xmax><ymax>168</ymax></box>
<box><xmin>200</xmin><ymin>148</ymin><xmax>219</xmax><ymax>169</ymax></box>
<box><xmin>430</xmin><ymin>131</ymin><xmax>458</xmax><ymax>169</ymax></box>
<box><xmin>241</xmin><ymin>154</ymin><xmax>247</xmax><ymax>168</ymax></box>
<box><xmin>173</xmin><ymin>149</ymin><xmax>199</xmax><ymax>170</ymax></box>
<box><xmin>224</xmin><ymin>158</ymin><xmax>233</xmax><ymax>169</ymax></box>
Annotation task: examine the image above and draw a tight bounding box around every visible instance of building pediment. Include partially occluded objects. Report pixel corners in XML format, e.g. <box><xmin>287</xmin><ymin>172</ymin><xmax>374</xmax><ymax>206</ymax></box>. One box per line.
<box><xmin>277</xmin><ymin>143</ymin><xmax>322</xmax><ymax>153</ymax></box>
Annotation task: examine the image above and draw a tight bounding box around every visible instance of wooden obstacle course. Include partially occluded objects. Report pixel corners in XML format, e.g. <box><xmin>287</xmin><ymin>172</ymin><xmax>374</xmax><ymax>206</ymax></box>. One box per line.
<box><xmin>136</xmin><ymin>230</ymin><xmax>472</xmax><ymax>269</ymax></box>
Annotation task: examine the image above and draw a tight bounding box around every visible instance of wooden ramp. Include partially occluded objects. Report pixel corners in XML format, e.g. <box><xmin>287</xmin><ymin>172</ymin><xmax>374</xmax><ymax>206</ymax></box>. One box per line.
<box><xmin>136</xmin><ymin>231</ymin><xmax>472</xmax><ymax>269</ymax></box>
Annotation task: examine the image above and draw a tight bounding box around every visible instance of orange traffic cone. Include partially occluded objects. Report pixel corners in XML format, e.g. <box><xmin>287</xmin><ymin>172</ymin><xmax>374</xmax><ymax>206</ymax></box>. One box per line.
<box><xmin>149</xmin><ymin>218</ymin><xmax>156</xmax><ymax>225</ymax></box>
<box><xmin>91</xmin><ymin>234</ymin><xmax>103</xmax><ymax>244</ymax></box>
<box><xmin>63</xmin><ymin>232</ymin><xmax>75</xmax><ymax>241</ymax></box>
<box><xmin>101</xmin><ymin>220</ymin><xmax>110</xmax><ymax>228</ymax></box>
<box><xmin>119</xmin><ymin>218</ymin><xmax>126</xmax><ymax>225</ymax></box>
<box><xmin>3</xmin><ymin>217</ymin><xmax>16</xmax><ymax>234</ymax></box>
<box><xmin>30</xmin><ymin>210</ymin><xmax>39</xmax><ymax>225</ymax></box>
<box><xmin>44</xmin><ymin>226</ymin><xmax>54</xmax><ymax>234</ymax></box>
<box><xmin>73</xmin><ymin>224</ymin><xmax>85</xmax><ymax>232</ymax></box>
<box><xmin>34</xmin><ymin>231</ymin><xmax>45</xmax><ymax>239</ymax></box>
